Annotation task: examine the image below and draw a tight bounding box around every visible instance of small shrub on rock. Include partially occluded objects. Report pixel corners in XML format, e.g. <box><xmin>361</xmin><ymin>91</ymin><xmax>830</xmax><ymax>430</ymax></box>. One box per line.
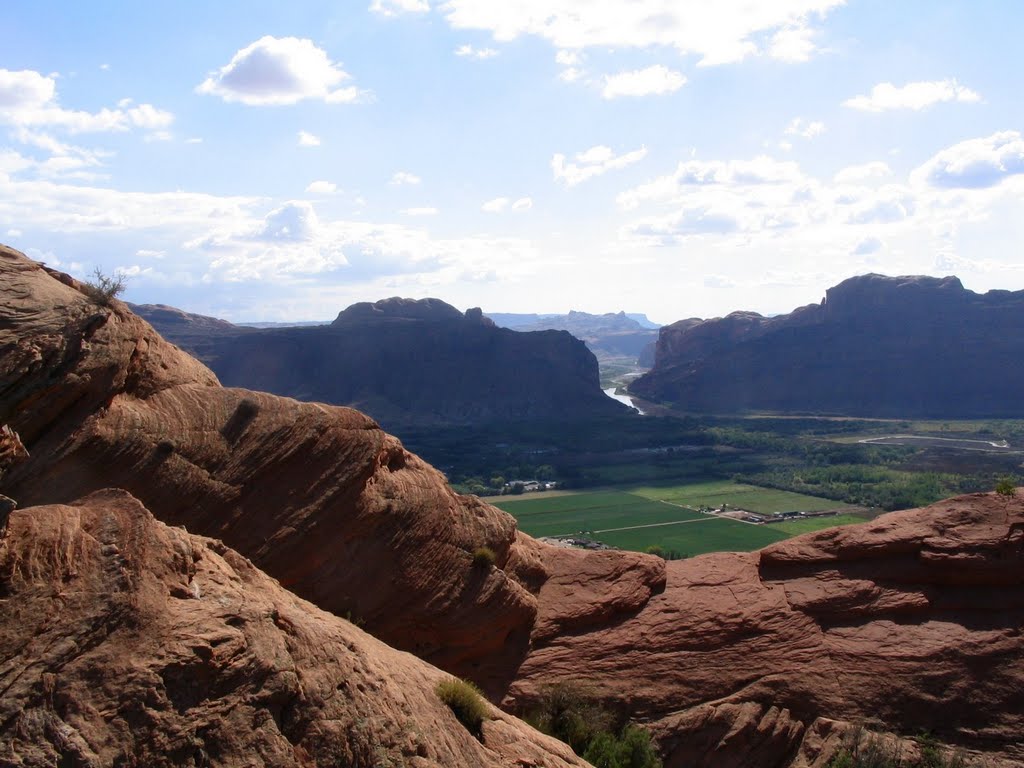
<box><xmin>995</xmin><ymin>478</ymin><xmax>1017</xmax><ymax>497</ymax></box>
<box><xmin>436</xmin><ymin>677</ymin><xmax>488</xmax><ymax>739</ymax></box>
<box><xmin>82</xmin><ymin>267</ymin><xmax>127</xmax><ymax>306</ymax></box>
<box><xmin>472</xmin><ymin>546</ymin><xmax>497</xmax><ymax>568</ymax></box>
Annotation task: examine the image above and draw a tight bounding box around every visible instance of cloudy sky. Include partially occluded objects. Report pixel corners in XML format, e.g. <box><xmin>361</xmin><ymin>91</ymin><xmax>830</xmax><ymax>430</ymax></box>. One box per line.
<box><xmin>4</xmin><ymin>1</ymin><xmax>1023</xmax><ymax>323</ymax></box>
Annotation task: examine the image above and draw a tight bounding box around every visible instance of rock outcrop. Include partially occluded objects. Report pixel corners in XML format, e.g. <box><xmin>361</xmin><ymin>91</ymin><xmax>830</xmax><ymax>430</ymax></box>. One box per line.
<box><xmin>0</xmin><ymin>489</ymin><xmax>589</xmax><ymax>768</ymax></box>
<box><xmin>0</xmin><ymin>245</ymin><xmax>554</xmax><ymax>689</ymax></box>
<box><xmin>507</xmin><ymin>491</ymin><xmax>1024</xmax><ymax>767</ymax></box>
<box><xmin>632</xmin><ymin>274</ymin><xmax>1024</xmax><ymax>417</ymax></box>
<box><xmin>4</xmin><ymin>246</ymin><xmax>1024</xmax><ymax>767</ymax></box>
<box><xmin>131</xmin><ymin>296</ymin><xmax>628</xmax><ymax>428</ymax></box>
<box><xmin>488</xmin><ymin>309</ymin><xmax>660</xmax><ymax>364</ymax></box>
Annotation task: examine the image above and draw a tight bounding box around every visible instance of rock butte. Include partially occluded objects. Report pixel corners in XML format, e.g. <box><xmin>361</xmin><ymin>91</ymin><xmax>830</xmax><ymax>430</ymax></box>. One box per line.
<box><xmin>2</xmin><ymin>244</ymin><xmax>1023</xmax><ymax>766</ymax></box>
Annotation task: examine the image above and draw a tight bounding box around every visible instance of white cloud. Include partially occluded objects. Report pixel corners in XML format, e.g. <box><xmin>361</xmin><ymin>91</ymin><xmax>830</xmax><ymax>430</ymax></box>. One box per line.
<box><xmin>552</xmin><ymin>144</ymin><xmax>648</xmax><ymax>186</ymax></box>
<box><xmin>769</xmin><ymin>24</ymin><xmax>818</xmax><ymax>62</ymax></box>
<box><xmin>512</xmin><ymin>197</ymin><xmax>532</xmax><ymax>211</ymax></box>
<box><xmin>370</xmin><ymin>0</ymin><xmax>429</xmax><ymax>16</ymax></box>
<box><xmin>401</xmin><ymin>206</ymin><xmax>439</xmax><ymax>216</ymax></box>
<box><xmin>455</xmin><ymin>44</ymin><xmax>498</xmax><ymax>59</ymax></box>
<box><xmin>834</xmin><ymin>161</ymin><xmax>892</xmax><ymax>184</ymax></box>
<box><xmin>618</xmin><ymin>155</ymin><xmax>804</xmax><ymax>209</ymax></box>
<box><xmin>785</xmin><ymin>117</ymin><xmax>825</xmax><ymax>139</ymax></box>
<box><xmin>298</xmin><ymin>130</ymin><xmax>321</xmax><ymax>147</ymax></box>
<box><xmin>0</xmin><ymin>68</ymin><xmax>173</xmax><ymax>134</ymax></box>
<box><xmin>196</xmin><ymin>36</ymin><xmax>364</xmax><ymax>106</ymax></box>
<box><xmin>6</xmin><ymin>228</ymin><xmax>22</xmax><ymax>237</ymax></box>
<box><xmin>306</xmin><ymin>180</ymin><xmax>338</xmax><ymax>194</ymax></box>
<box><xmin>482</xmin><ymin>197</ymin><xmax>509</xmax><ymax>212</ymax></box>
<box><xmin>602</xmin><ymin>65</ymin><xmax>686</xmax><ymax>99</ymax></box>
<box><xmin>186</xmin><ymin>137</ymin><xmax>203</xmax><ymax>144</ymax></box>
<box><xmin>390</xmin><ymin>171</ymin><xmax>421</xmax><ymax>185</ymax></box>
<box><xmin>844</xmin><ymin>79</ymin><xmax>981</xmax><ymax>112</ymax></box>
<box><xmin>438</xmin><ymin>1</ymin><xmax>845</xmax><ymax>66</ymax></box>
<box><xmin>913</xmin><ymin>131</ymin><xmax>1024</xmax><ymax>189</ymax></box>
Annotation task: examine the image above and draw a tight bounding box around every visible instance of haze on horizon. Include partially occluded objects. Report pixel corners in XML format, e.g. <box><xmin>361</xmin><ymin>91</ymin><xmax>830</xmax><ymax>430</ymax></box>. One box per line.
<box><xmin>3</xmin><ymin>1</ymin><xmax>1023</xmax><ymax>324</ymax></box>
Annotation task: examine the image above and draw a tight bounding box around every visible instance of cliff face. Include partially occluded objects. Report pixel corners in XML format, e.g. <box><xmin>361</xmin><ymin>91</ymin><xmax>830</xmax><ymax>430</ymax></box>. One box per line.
<box><xmin>132</xmin><ymin>297</ymin><xmax>628</xmax><ymax>428</ymax></box>
<box><xmin>0</xmin><ymin>490</ymin><xmax>589</xmax><ymax>768</ymax></box>
<box><xmin>4</xmin><ymin>246</ymin><xmax>1024</xmax><ymax>767</ymax></box>
<box><xmin>632</xmin><ymin>274</ymin><xmax>1024</xmax><ymax>417</ymax></box>
<box><xmin>490</xmin><ymin>309</ymin><xmax>660</xmax><ymax>363</ymax></box>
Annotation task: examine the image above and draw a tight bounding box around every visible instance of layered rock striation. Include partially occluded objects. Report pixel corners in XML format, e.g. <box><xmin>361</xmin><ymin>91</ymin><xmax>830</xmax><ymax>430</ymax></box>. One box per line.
<box><xmin>632</xmin><ymin>274</ymin><xmax>1024</xmax><ymax>417</ymax></box>
<box><xmin>0</xmin><ymin>490</ymin><xmax>589</xmax><ymax>767</ymax></box>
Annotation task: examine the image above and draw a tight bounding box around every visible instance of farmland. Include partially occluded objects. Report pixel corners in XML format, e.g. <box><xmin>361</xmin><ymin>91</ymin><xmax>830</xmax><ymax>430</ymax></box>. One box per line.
<box><xmin>490</xmin><ymin>480</ymin><xmax>870</xmax><ymax>557</ymax></box>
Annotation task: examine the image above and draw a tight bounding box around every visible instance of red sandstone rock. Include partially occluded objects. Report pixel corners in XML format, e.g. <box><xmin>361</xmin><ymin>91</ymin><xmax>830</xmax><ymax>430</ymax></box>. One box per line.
<box><xmin>0</xmin><ymin>490</ymin><xmax>589</xmax><ymax>767</ymax></box>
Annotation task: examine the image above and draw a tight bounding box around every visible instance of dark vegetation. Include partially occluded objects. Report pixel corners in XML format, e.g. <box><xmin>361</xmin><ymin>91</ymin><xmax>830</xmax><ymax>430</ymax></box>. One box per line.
<box><xmin>471</xmin><ymin>546</ymin><xmax>497</xmax><ymax>568</ymax></box>
<box><xmin>826</xmin><ymin>726</ymin><xmax>973</xmax><ymax>768</ymax></box>
<box><xmin>435</xmin><ymin>678</ymin><xmax>488</xmax><ymax>740</ymax></box>
<box><xmin>401</xmin><ymin>414</ymin><xmax>1024</xmax><ymax>513</ymax></box>
<box><xmin>523</xmin><ymin>682</ymin><xmax>661</xmax><ymax>768</ymax></box>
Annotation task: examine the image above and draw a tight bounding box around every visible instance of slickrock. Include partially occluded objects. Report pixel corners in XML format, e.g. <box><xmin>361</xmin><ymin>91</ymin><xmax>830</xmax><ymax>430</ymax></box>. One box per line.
<box><xmin>0</xmin><ymin>245</ymin><xmax>554</xmax><ymax>686</ymax></box>
<box><xmin>506</xmin><ymin>492</ymin><xmax>1024</xmax><ymax>767</ymax></box>
<box><xmin>0</xmin><ymin>490</ymin><xmax>590</xmax><ymax>767</ymax></box>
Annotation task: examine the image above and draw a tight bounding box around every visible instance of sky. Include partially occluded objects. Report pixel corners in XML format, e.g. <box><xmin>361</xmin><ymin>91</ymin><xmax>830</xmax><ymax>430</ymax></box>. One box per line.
<box><xmin>3</xmin><ymin>1</ymin><xmax>1023</xmax><ymax>324</ymax></box>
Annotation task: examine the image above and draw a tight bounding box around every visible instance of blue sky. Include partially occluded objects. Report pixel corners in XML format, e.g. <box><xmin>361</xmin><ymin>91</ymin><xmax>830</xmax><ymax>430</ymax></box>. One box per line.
<box><xmin>3</xmin><ymin>1</ymin><xmax>1023</xmax><ymax>323</ymax></box>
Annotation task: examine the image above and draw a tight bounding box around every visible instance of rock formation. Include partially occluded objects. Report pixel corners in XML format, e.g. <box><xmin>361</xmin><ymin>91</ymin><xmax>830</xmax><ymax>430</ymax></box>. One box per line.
<box><xmin>488</xmin><ymin>309</ymin><xmax>660</xmax><ymax>364</ymax></box>
<box><xmin>631</xmin><ymin>274</ymin><xmax>1024</xmax><ymax>417</ymax></box>
<box><xmin>4</xmin><ymin>246</ymin><xmax>1024</xmax><ymax>767</ymax></box>
<box><xmin>0</xmin><ymin>489</ymin><xmax>588</xmax><ymax>768</ymax></box>
<box><xmin>131</xmin><ymin>296</ymin><xmax>628</xmax><ymax>428</ymax></box>
<box><xmin>507</xmin><ymin>491</ymin><xmax>1024</xmax><ymax>767</ymax></box>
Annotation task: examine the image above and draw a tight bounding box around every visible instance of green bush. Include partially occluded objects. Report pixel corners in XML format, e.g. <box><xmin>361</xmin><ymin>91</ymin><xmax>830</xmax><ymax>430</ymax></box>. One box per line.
<box><xmin>525</xmin><ymin>682</ymin><xmax>661</xmax><ymax>767</ymax></box>
<box><xmin>436</xmin><ymin>678</ymin><xmax>488</xmax><ymax>739</ymax></box>
<box><xmin>995</xmin><ymin>478</ymin><xmax>1017</xmax><ymax>496</ymax></box>
<box><xmin>472</xmin><ymin>546</ymin><xmax>497</xmax><ymax>568</ymax></box>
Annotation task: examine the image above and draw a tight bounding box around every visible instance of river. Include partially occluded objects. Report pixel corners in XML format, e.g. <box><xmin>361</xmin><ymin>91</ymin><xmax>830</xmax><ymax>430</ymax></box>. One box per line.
<box><xmin>603</xmin><ymin>387</ymin><xmax>644</xmax><ymax>414</ymax></box>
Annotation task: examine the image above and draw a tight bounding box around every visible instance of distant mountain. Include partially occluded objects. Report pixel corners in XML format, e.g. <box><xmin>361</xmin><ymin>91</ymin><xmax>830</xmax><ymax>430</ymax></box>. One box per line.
<box><xmin>133</xmin><ymin>297</ymin><xmax>629</xmax><ymax>427</ymax></box>
<box><xmin>487</xmin><ymin>310</ymin><xmax>660</xmax><ymax>363</ymax></box>
<box><xmin>631</xmin><ymin>274</ymin><xmax>1024</xmax><ymax>417</ymax></box>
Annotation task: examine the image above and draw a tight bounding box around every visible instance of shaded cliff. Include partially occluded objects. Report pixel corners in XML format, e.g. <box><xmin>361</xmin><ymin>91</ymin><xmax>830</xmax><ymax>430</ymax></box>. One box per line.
<box><xmin>493</xmin><ymin>310</ymin><xmax>660</xmax><ymax>363</ymax></box>
<box><xmin>132</xmin><ymin>297</ymin><xmax>628</xmax><ymax>427</ymax></box>
<box><xmin>0</xmin><ymin>490</ymin><xmax>589</xmax><ymax>768</ymax></box>
<box><xmin>632</xmin><ymin>274</ymin><xmax>1024</xmax><ymax>417</ymax></box>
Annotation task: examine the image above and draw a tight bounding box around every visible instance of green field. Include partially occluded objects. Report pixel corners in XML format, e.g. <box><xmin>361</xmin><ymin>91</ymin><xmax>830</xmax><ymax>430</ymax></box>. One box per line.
<box><xmin>593</xmin><ymin>518</ymin><xmax>788</xmax><ymax>557</ymax></box>
<box><xmin>493</xmin><ymin>481</ymin><xmax>867</xmax><ymax>557</ymax></box>
<box><xmin>493</xmin><ymin>492</ymin><xmax>702</xmax><ymax>538</ymax></box>
<box><xmin>630</xmin><ymin>480</ymin><xmax>853</xmax><ymax>515</ymax></box>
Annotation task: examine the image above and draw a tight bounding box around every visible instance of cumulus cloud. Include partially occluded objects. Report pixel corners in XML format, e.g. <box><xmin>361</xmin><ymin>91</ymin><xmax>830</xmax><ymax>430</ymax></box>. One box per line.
<box><xmin>482</xmin><ymin>196</ymin><xmax>532</xmax><ymax>212</ymax></box>
<box><xmin>844</xmin><ymin>79</ymin><xmax>981</xmax><ymax>112</ymax></box>
<box><xmin>602</xmin><ymin>65</ymin><xmax>685</xmax><ymax>99</ymax></box>
<box><xmin>618</xmin><ymin>156</ymin><xmax>804</xmax><ymax>210</ymax></box>
<box><xmin>482</xmin><ymin>197</ymin><xmax>509</xmax><ymax>212</ymax></box>
<box><xmin>297</xmin><ymin>130</ymin><xmax>321</xmax><ymax>147</ymax></box>
<box><xmin>306</xmin><ymin>180</ymin><xmax>337</xmax><ymax>194</ymax></box>
<box><xmin>768</xmin><ymin>24</ymin><xmax>818</xmax><ymax>62</ymax></box>
<box><xmin>913</xmin><ymin>131</ymin><xmax>1024</xmax><ymax>189</ymax></box>
<box><xmin>845</xmin><ymin>186</ymin><xmax>915</xmax><ymax>224</ymax></box>
<box><xmin>390</xmin><ymin>171</ymin><xmax>421</xmax><ymax>185</ymax></box>
<box><xmin>370</xmin><ymin>0</ymin><xmax>429</xmax><ymax>16</ymax></box>
<box><xmin>552</xmin><ymin>144</ymin><xmax>647</xmax><ymax>187</ymax></box>
<box><xmin>834</xmin><ymin>161</ymin><xmax>892</xmax><ymax>184</ymax></box>
<box><xmin>785</xmin><ymin>117</ymin><xmax>825</xmax><ymax>139</ymax></box>
<box><xmin>455</xmin><ymin>44</ymin><xmax>498</xmax><ymax>59</ymax></box>
<box><xmin>196</xmin><ymin>36</ymin><xmax>364</xmax><ymax>106</ymax></box>
<box><xmin>0</xmin><ymin>68</ymin><xmax>173</xmax><ymax>134</ymax></box>
<box><xmin>438</xmin><ymin>0</ymin><xmax>844</xmax><ymax>66</ymax></box>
